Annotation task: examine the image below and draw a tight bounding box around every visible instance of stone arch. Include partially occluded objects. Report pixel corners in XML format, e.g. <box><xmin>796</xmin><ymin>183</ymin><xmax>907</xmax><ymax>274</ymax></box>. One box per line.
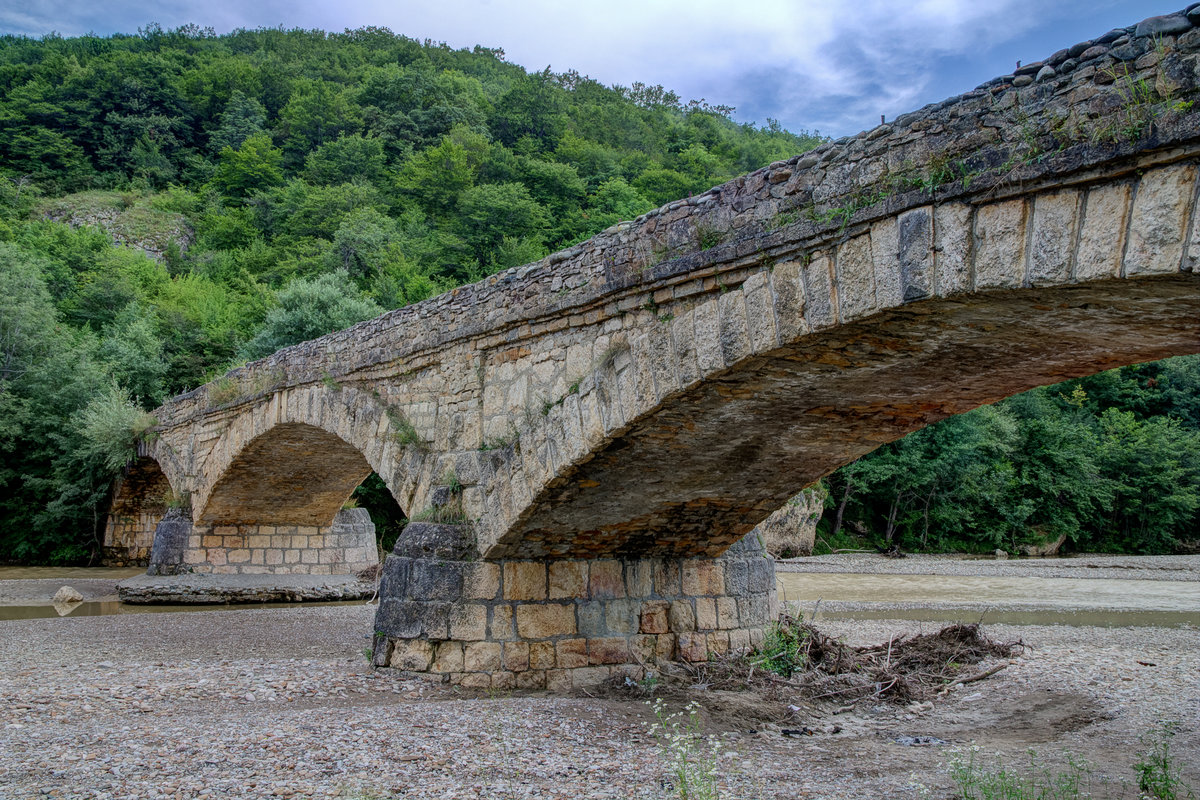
<box><xmin>482</xmin><ymin>267</ymin><xmax>1200</xmax><ymax>559</ymax></box>
<box><xmin>102</xmin><ymin>456</ymin><xmax>176</xmax><ymax>566</ymax></box>
<box><xmin>191</xmin><ymin>384</ymin><xmax>432</xmax><ymax>527</ymax></box>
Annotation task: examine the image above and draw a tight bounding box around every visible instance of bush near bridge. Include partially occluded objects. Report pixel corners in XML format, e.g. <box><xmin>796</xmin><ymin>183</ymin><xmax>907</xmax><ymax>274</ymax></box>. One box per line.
<box><xmin>0</xmin><ymin>25</ymin><xmax>1197</xmax><ymax>563</ymax></box>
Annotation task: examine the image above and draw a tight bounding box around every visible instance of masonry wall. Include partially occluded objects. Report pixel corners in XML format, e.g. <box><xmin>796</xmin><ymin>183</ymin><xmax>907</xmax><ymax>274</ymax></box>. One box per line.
<box><xmin>372</xmin><ymin>523</ymin><xmax>778</xmax><ymax>690</ymax></box>
<box><xmin>176</xmin><ymin>508</ymin><xmax>378</xmax><ymax>575</ymax></box>
<box><xmin>102</xmin><ymin>458</ymin><xmax>171</xmax><ymax>566</ymax></box>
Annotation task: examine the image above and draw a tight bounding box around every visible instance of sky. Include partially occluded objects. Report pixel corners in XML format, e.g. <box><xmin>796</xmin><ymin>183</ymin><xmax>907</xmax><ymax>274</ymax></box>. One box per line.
<box><xmin>0</xmin><ymin>0</ymin><xmax>1183</xmax><ymax>137</ymax></box>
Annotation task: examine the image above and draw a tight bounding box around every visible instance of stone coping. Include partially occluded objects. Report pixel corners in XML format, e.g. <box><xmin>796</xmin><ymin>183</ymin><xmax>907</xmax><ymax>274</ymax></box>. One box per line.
<box><xmin>117</xmin><ymin>573</ymin><xmax>376</xmax><ymax>604</ymax></box>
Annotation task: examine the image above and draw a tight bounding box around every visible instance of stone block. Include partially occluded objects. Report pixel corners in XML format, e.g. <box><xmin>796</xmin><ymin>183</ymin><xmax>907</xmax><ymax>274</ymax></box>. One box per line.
<box><xmin>227</xmin><ymin>549</ymin><xmax>251</xmax><ymax>564</ymax></box>
<box><xmin>301</xmin><ymin>550</ymin><xmax>318</xmax><ymax>565</ymax></box>
<box><xmin>677</xmin><ymin>632</ymin><xmax>708</xmax><ymax>662</ymax></box>
<box><xmin>490</xmin><ymin>605</ymin><xmax>515</xmax><ymax>641</ymax></box>
<box><xmin>682</xmin><ymin>560</ymin><xmax>724</xmax><ymax>596</ymax></box>
<box><xmin>265</xmin><ymin>549</ymin><xmax>283</xmax><ymax>566</ymax></box>
<box><xmin>668</xmin><ymin>600</ymin><xmax>695</xmax><ymax>632</ymax></box>
<box><xmin>724</xmin><ymin>559</ymin><xmax>748</xmax><ymax>595</ymax></box>
<box><xmin>516</xmin><ymin>670</ymin><xmax>547</xmax><ymax>690</ymax></box>
<box><xmin>605</xmin><ymin>598</ymin><xmax>638</xmax><ymax>634</ymax></box>
<box><xmin>548</xmin><ymin>561</ymin><xmax>588</xmax><ymax>599</ymax></box>
<box><xmin>432</xmin><ymin>641</ymin><xmax>464</xmax><ymax>673</ymax></box>
<box><xmin>729</xmin><ymin>628</ymin><xmax>751</xmax><ymax>654</ymax></box>
<box><xmin>717</xmin><ymin>290</ymin><xmax>751</xmax><ymax>366</ymax></box>
<box><xmin>503</xmin><ymin>562</ymin><xmax>547</xmax><ymax>601</ymax></box>
<box><xmin>897</xmin><ymin>206</ymin><xmax>933</xmax><ymax>301</ymax></box>
<box><xmin>625</xmin><ymin>560</ymin><xmax>654</xmax><ymax>598</ymax></box>
<box><xmin>555</xmin><ymin>638</ymin><xmax>588</xmax><ymax>669</ymax></box>
<box><xmin>530</xmin><ymin>641</ymin><xmax>557</xmax><ymax>670</ymax></box>
<box><xmin>409</xmin><ymin>559</ymin><xmax>464</xmax><ymax>601</ymax></box>
<box><xmin>653</xmin><ymin>560</ymin><xmax>681</xmax><ymax>596</ymax></box>
<box><xmin>577</xmin><ymin>601</ymin><xmax>606</xmax><ymax>637</ymax></box>
<box><xmin>515</xmin><ymin>603</ymin><xmax>576</xmax><ymax>639</ymax></box>
<box><xmin>248</xmin><ymin>534</ymin><xmax>271</xmax><ymax>549</ymax></box>
<box><xmin>449</xmin><ymin>603</ymin><xmax>488</xmax><ymax>641</ymax></box>
<box><xmin>588</xmin><ymin>559</ymin><xmax>625</xmax><ymax>599</ymax></box>
<box><xmin>639</xmin><ymin>601</ymin><xmax>670</xmax><ymax>634</ymax></box>
<box><xmin>706</xmin><ymin>631</ymin><xmax>731</xmax><ymax>656</ymax></box>
<box><xmin>695</xmin><ymin>597</ymin><xmax>717</xmax><ymax>630</ymax></box>
<box><xmin>973</xmin><ymin>199</ymin><xmax>1027</xmax><ymax>289</ymax></box>
<box><xmin>545</xmin><ymin>669</ymin><xmax>573</xmax><ymax>693</ymax></box>
<box><xmin>284</xmin><ymin>549</ymin><xmax>301</xmax><ymax>564</ymax></box>
<box><xmin>770</xmin><ymin>259</ymin><xmax>808</xmax><ymax>342</ymax></box>
<box><xmin>747</xmin><ymin>558</ymin><xmax>774</xmax><ymax>593</ymax></box>
<box><xmin>1027</xmin><ymin>190</ymin><xmax>1079</xmax><ymax>285</ymax></box>
<box><xmin>389</xmin><ymin>639</ymin><xmax>434</xmax><ymax>671</ymax></box>
<box><xmin>934</xmin><ymin>203</ymin><xmax>972</xmax><ymax>295</ymax></box>
<box><xmin>463</xmin><ymin>642</ymin><xmax>502</xmax><ymax>672</ymax></box>
<box><xmin>588</xmin><ymin>637</ymin><xmax>630</xmax><ymax>665</ymax></box>
<box><xmin>717</xmin><ymin>597</ymin><xmax>739</xmax><ymax>629</ymax></box>
<box><xmin>503</xmin><ymin>641</ymin><xmax>529</xmax><ymax>672</ymax></box>
<box><xmin>459</xmin><ymin>673</ymin><xmax>491</xmax><ymax>689</ymax></box>
<box><xmin>1076</xmin><ymin>183</ymin><xmax>1131</xmax><ymax>281</ymax></box>
<box><xmin>632</xmin><ymin>634</ymin><xmax>658</xmax><ymax>664</ymax></box>
<box><xmin>1126</xmin><ymin>164</ymin><xmax>1197</xmax><ymax>275</ymax></box>
<box><xmin>463</xmin><ymin>562</ymin><xmax>500</xmax><ymax>600</ymax></box>
<box><xmin>570</xmin><ymin>666</ymin><xmax>612</xmax><ymax>689</ymax></box>
<box><xmin>491</xmin><ymin>671</ymin><xmax>516</xmax><ymax>690</ymax></box>
<box><xmin>655</xmin><ymin>634</ymin><xmax>676</xmax><ymax>662</ymax></box>
<box><xmin>836</xmin><ymin>232</ymin><xmax>878</xmax><ymax>321</ymax></box>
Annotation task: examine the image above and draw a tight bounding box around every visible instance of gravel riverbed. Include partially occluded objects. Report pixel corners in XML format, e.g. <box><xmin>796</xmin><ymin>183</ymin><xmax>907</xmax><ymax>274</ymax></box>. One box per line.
<box><xmin>1</xmin><ymin>557</ymin><xmax>1197</xmax><ymax>800</ymax></box>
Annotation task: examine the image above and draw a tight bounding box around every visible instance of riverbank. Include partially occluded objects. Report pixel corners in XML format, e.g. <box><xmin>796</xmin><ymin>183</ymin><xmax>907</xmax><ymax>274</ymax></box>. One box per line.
<box><xmin>0</xmin><ymin>556</ymin><xmax>1196</xmax><ymax>799</ymax></box>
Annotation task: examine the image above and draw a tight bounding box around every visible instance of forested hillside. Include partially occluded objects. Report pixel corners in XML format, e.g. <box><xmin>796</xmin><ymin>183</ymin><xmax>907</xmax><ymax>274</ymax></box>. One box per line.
<box><xmin>0</xmin><ymin>25</ymin><xmax>1196</xmax><ymax>564</ymax></box>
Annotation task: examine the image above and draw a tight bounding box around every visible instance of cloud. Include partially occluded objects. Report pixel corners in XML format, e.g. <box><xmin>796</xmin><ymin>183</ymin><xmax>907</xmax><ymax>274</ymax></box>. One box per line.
<box><xmin>0</xmin><ymin>0</ymin><xmax>1171</xmax><ymax>135</ymax></box>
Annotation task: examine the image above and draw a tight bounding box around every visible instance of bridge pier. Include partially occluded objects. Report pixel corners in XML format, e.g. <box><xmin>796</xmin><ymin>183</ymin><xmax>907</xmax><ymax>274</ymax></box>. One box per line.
<box><xmin>143</xmin><ymin>508</ymin><xmax>377</xmax><ymax>576</ymax></box>
<box><xmin>372</xmin><ymin>524</ymin><xmax>778</xmax><ymax>690</ymax></box>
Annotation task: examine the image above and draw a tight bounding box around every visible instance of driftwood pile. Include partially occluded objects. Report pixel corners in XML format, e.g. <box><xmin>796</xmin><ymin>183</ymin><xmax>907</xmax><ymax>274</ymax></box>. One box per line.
<box><xmin>656</xmin><ymin>617</ymin><xmax>1024</xmax><ymax>705</ymax></box>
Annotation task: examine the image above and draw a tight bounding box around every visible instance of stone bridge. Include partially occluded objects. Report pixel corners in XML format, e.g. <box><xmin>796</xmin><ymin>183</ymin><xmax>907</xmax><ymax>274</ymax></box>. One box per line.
<box><xmin>107</xmin><ymin>10</ymin><xmax>1200</xmax><ymax>688</ymax></box>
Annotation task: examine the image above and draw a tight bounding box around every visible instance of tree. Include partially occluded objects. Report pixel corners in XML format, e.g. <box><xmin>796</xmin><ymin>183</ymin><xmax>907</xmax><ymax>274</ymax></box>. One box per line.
<box><xmin>211</xmin><ymin>132</ymin><xmax>284</xmax><ymax>199</ymax></box>
<box><xmin>239</xmin><ymin>271</ymin><xmax>382</xmax><ymax>360</ymax></box>
<box><xmin>209</xmin><ymin>90</ymin><xmax>267</xmax><ymax>152</ymax></box>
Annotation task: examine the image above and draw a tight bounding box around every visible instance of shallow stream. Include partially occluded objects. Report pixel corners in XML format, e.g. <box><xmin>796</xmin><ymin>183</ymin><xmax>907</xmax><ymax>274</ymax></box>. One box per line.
<box><xmin>1</xmin><ymin>566</ymin><xmax>1196</xmax><ymax>627</ymax></box>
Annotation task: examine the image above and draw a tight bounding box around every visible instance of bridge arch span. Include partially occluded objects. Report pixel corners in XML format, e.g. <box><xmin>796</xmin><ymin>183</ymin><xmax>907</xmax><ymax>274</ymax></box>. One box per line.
<box><xmin>493</xmin><ymin>274</ymin><xmax>1200</xmax><ymax>559</ymax></box>
<box><xmin>187</xmin><ymin>383</ymin><xmax>431</xmax><ymax>527</ymax></box>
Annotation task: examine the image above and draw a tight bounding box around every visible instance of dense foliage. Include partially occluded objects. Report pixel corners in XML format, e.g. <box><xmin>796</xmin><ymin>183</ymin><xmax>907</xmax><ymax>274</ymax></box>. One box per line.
<box><xmin>819</xmin><ymin>356</ymin><xmax>1200</xmax><ymax>555</ymax></box>
<box><xmin>0</xmin><ymin>24</ymin><xmax>819</xmax><ymax>563</ymax></box>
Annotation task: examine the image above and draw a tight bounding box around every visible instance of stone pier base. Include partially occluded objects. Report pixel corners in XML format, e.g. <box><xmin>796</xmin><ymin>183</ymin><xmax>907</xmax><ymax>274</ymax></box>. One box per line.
<box><xmin>144</xmin><ymin>507</ymin><xmax>378</xmax><ymax>576</ymax></box>
<box><xmin>372</xmin><ymin>523</ymin><xmax>778</xmax><ymax>690</ymax></box>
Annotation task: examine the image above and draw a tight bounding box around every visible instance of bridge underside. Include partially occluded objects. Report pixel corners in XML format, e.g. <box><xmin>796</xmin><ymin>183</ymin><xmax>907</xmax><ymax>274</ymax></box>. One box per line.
<box><xmin>501</xmin><ymin>276</ymin><xmax>1200</xmax><ymax>559</ymax></box>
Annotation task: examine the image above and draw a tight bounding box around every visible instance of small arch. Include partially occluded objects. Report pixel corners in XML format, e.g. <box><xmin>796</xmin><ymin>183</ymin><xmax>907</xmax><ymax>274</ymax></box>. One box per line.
<box><xmin>198</xmin><ymin>422</ymin><xmax>375</xmax><ymax>527</ymax></box>
<box><xmin>103</xmin><ymin>457</ymin><xmax>174</xmax><ymax>566</ymax></box>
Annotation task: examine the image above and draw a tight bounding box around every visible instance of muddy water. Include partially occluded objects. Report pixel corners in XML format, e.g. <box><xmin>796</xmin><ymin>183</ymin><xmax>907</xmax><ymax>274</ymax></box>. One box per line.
<box><xmin>3</xmin><ymin>567</ymin><xmax>1198</xmax><ymax>627</ymax></box>
<box><xmin>0</xmin><ymin>567</ymin><xmax>365</xmax><ymax>620</ymax></box>
<box><xmin>777</xmin><ymin>571</ymin><xmax>1200</xmax><ymax>627</ymax></box>
<box><xmin>1</xmin><ymin>599</ymin><xmax>365</xmax><ymax>620</ymax></box>
<box><xmin>0</xmin><ymin>566</ymin><xmax>143</xmax><ymax>580</ymax></box>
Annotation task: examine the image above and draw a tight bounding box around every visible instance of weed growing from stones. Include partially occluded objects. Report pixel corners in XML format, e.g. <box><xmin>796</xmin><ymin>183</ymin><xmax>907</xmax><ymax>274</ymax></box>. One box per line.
<box><xmin>1136</xmin><ymin>721</ymin><xmax>1197</xmax><ymax>800</ymax></box>
<box><xmin>647</xmin><ymin>699</ymin><xmax>722</xmax><ymax>800</ymax></box>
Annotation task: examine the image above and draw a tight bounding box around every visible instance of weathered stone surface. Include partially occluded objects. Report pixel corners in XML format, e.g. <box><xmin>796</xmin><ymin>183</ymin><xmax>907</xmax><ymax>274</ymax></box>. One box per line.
<box><xmin>1126</xmin><ymin>164</ymin><xmax>1197</xmax><ymax>276</ymax></box>
<box><xmin>515</xmin><ymin>603</ymin><xmax>576</xmax><ymax>639</ymax></box>
<box><xmin>117</xmin><ymin>573</ymin><xmax>375</xmax><ymax>604</ymax></box>
<box><xmin>503</xmin><ymin>562</ymin><xmax>547</xmax><ymax>601</ymax></box>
